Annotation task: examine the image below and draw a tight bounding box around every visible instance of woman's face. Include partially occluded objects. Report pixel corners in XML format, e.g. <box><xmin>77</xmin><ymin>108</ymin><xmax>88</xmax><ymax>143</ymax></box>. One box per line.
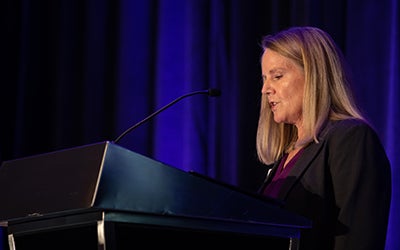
<box><xmin>261</xmin><ymin>48</ymin><xmax>305</xmax><ymax>126</ymax></box>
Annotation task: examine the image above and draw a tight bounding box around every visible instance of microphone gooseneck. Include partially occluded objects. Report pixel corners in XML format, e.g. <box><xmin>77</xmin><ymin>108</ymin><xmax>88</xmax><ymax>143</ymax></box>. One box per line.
<box><xmin>112</xmin><ymin>88</ymin><xmax>221</xmax><ymax>144</ymax></box>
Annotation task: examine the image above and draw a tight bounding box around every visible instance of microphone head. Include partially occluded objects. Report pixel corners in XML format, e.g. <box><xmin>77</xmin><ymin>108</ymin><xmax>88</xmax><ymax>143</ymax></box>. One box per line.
<box><xmin>208</xmin><ymin>88</ymin><xmax>221</xmax><ymax>97</ymax></box>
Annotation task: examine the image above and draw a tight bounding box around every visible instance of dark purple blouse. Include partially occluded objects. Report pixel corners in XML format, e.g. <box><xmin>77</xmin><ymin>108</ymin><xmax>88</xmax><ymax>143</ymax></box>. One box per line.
<box><xmin>262</xmin><ymin>148</ymin><xmax>304</xmax><ymax>199</ymax></box>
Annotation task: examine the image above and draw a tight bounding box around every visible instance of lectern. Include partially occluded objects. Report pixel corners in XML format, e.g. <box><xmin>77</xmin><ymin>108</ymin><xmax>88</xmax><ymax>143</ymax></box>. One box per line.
<box><xmin>0</xmin><ymin>141</ymin><xmax>311</xmax><ymax>250</ymax></box>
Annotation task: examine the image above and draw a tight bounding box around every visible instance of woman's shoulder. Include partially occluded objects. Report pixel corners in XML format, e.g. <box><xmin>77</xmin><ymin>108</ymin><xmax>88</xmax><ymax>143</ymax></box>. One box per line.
<box><xmin>316</xmin><ymin>118</ymin><xmax>386</xmax><ymax>157</ymax></box>
<box><xmin>321</xmin><ymin>118</ymin><xmax>377</xmax><ymax>139</ymax></box>
<box><xmin>331</xmin><ymin>118</ymin><xmax>370</xmax><ymax>128</ymax></box>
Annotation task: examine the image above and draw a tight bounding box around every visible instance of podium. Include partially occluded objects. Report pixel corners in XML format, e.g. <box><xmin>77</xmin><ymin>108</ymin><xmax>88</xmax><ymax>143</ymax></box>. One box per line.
<box><xmin>0</xmin><ymin>141</ymin><xmax>311</xmax><ymax>250</ymax></box>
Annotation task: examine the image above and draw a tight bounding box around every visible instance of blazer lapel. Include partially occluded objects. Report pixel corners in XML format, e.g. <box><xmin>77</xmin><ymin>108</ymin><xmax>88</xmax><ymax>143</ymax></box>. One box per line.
<box><xmin>278</xmin><ymin>140</ymin><xmax>326</xmax><ymax>201</ymax></box>
<box><xmin>257</xmin><ymin>160</ymin><xmax>281</xmax><ymax>194</ymax></box>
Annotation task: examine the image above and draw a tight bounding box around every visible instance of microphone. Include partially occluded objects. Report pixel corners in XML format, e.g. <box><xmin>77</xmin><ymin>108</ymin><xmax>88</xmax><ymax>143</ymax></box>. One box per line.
<box><xmin>112</xmin><ymin>88</ymin><xmax>221</xmax><ymax>144</ymax></box>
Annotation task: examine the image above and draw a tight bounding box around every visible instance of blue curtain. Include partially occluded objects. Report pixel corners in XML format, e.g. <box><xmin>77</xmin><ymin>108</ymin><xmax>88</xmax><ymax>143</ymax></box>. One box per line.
<box><xmin>1</xmin><ymin>0</ymin><xmax>398</xmax><ymax>249</ymax></box>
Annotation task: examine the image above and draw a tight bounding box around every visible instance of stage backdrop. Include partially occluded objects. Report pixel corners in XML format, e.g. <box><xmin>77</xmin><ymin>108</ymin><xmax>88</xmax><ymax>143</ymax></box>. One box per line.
<box><xmin>1</xmin><ymin>0</ymin><xmax>398</xmax><ymax>249</ymax></box>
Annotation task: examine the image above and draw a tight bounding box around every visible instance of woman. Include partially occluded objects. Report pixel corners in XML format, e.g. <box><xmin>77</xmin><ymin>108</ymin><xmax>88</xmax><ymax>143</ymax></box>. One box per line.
<box><xmin>257</xmin><ymin>26</ymin><xmax>391</xmax><ymax>250</ymax></box>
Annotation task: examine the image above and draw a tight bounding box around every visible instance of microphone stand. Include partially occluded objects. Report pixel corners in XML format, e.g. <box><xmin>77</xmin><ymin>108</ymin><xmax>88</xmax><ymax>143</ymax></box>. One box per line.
<box><xmin>112</xmin><ymin>88</ymin><xmax>221</xmax><ymax>144</ymax></box>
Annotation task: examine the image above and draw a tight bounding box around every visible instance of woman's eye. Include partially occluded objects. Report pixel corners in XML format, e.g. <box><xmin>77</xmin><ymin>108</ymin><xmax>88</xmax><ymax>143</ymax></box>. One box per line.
<box><xmin>273</xmin><ymin>75</ymin><xmax>283</xmax><ymax>80</ymax></box>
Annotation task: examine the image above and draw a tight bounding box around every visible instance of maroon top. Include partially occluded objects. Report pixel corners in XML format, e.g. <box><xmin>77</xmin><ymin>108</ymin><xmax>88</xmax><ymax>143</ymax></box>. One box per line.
<box><xmin>262</xmin><ymin>148</ymin><xmax>304</xmax><ymax>199</ymax></box>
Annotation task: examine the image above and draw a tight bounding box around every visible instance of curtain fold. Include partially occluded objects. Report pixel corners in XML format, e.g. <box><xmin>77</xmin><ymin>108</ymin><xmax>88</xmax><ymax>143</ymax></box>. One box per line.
<box><xmin>345</xmin><ymin>2</ymin><xmax>399</xmax><ymax>248</ymax></box>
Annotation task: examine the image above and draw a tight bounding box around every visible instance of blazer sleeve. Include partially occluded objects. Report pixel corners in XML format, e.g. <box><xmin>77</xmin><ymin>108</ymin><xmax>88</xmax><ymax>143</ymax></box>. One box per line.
<box><xmin>327</xmin><ymin>120</ymin><xmax>391</xmax><ymax>250</ymax></box>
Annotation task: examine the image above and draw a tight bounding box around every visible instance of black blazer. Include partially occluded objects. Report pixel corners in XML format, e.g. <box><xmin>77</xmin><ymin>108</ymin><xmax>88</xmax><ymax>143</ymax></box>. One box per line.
<box><xmin>259</xmin><ymin>119</ymin><xmax>391</xmax><ymax>250</ymax></box>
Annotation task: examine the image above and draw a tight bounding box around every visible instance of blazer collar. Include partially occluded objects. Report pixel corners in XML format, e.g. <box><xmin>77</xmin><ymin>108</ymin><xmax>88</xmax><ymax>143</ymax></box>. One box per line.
<box><xmin>259</xmin><ymin>121</ymin><xmax>335</xmax><ymax>198</ymax></box>
<box><xmin>278</xmin><ymin>140</ymin><xmax>325</xmax><ymax>200</ymax></box>
<box><xmin>278</xmin><ymin>121</ymin><xmax>337</xmax><ymax>200</ymax></box>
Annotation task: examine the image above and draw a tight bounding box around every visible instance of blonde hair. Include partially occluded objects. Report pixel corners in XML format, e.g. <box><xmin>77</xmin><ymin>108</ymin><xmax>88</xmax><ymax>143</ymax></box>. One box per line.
<box><xmin>256</xmin><ymin>26</ymin><xmax>365</xmax><ymax>165</ymax></box>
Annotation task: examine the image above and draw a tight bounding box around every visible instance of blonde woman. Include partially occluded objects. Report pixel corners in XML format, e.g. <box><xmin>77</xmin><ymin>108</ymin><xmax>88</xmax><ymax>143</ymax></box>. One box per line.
<box><xmin>257</xmin><ymin>26</ymin><xmax>391</xmax><ymax>250</ymax></box>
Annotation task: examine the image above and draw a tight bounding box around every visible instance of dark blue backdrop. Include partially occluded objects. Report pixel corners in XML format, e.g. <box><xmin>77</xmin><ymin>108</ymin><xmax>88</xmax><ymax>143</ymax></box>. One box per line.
<box><xmin>1</xmin><ymin>0</ymin><xmax>398</xmax><ymax>249</ymax></box>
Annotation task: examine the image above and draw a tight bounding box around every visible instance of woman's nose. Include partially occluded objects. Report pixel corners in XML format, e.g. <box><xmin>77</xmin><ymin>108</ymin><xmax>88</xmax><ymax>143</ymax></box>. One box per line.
<box><xmin>261</xmin><ymin>83</ymin><xmax>273</xmax><ymax>95</ymax></box>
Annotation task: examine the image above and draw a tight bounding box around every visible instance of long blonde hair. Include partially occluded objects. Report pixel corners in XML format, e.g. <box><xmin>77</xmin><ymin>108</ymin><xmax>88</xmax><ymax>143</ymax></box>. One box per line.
<box><xmin>256</xmin><ymin>26</ymin><xmax>365</xmax><ymax>165</ymax></box>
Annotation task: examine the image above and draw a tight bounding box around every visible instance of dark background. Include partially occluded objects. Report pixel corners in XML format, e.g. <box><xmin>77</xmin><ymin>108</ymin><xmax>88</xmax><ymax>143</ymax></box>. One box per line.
<box><xmin>1</xmin><ymin>0</ymin><xmax>399</xmax><ymax>249</ymax></box>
